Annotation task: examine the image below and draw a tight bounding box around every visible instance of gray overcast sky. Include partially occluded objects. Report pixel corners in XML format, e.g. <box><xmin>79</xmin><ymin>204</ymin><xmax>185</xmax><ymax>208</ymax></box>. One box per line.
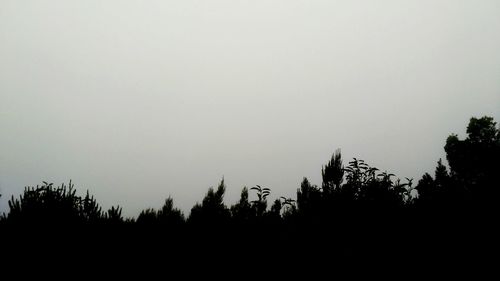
<box><xmin>1</xmin><ymin>0</ymin><xmax>499</xmax><ymax>216</ymax></box>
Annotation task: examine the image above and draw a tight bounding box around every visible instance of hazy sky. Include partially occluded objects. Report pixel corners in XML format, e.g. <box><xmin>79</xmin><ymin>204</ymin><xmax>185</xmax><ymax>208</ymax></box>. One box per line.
<box><xmin>1</xmin><ymin>0</ymin><xmax>499</xmax><ymax>216</ymax></box>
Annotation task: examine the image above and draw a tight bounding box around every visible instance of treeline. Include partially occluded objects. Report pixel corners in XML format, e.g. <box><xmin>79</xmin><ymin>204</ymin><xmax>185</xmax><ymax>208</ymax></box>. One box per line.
<box><xmin>0</xmin><ymin>155</ymin><xmax>426</xmax><ymax>227</ymax></box>
<box><xmin>0</xmin><ymin>116</ymin><xmax>498</xmax><ymax>264</ymax></box>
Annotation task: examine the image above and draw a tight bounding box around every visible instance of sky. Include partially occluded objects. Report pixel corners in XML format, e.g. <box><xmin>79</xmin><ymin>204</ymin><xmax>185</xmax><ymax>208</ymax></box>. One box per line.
<box><xmin>1</xmin><ymin>0</ymin><xmax>499</xmax><ymax>217</ymax></box>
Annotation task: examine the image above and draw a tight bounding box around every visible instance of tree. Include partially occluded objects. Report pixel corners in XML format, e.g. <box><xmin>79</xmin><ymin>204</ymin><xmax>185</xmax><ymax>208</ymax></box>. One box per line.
<box><xmin>250</xmin><ymin>185</ymin><xmax>270</xmax><ymax>218</ymax></box>
<box><xmin>81</xmin><ymin>190</ymin><xmax>103</xmax><ymax>224</ymax></box>
<box><xmin>230</xmin><ymin>187</ymin><xmax>254</xmax><ymax>223</ymax></box>
<box><xmin>445</xmin><ymin>116</ymin><xmax>500</xmax><ymax>202</ymax></box>
<box><xmin>434</xmin><ymin>159</ymin><xmax>450</xmax><ymax>190</ymax></box>
<box><xmin>158</xmin><ymin>197</ymin><xmax>185</xmax><ymax>226</ymax></box>
<box><xmin>136</xmin><ymin>208</ymin><xmax>159</xmax><ymax>225</ymax></box>
<box><xmin>188</xmin><ymin>178</ymin><xmax>230</xmax><ymax>226</ymax></box>
<box><xmin>6</xmin><ymin>181</ymin><xmax>104</xmax><ymax>225</ymax></box>
<box><xmin>322</xmin><ymin>149</ymin><xmax>344</xmax><ymax>194</ymax></box>
<box><xmin>465</xmin><ymin>116</ymin><xmax>499</xmax><ymax>144</ymax></box>
<box><xmin>296</xmin><ymin>177</ymin><xmax>321</xmax><ymax>217</ymax></box>
<box><xmin>415</xmin><ymin>173</ymin><xmax>435</xmax><ymax>204</ymax></box>
<box><xmin>137</xmin><ymin>197</ymin><xmax>185</xmax><ymax>226</ymax></box>
<box><xmin>106</xmin><ymin>206</ymin><xmax>124</xmax><ymax>224</ymax></box>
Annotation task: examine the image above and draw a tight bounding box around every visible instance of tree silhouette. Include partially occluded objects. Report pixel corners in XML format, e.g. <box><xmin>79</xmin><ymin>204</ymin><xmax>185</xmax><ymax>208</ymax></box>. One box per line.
<box><xmin>137</xmin><ymin>208</ymin><xmax>159</xmax><ymax>225</ymax></box>
<box><xmin>81</xmin><ymin>190</ymin><xmax>103</xmax><ymax>224</ymax></box>
<box><xmin>106</xmin><ymin>206</ymin><xmax>124</xmax><ymax>224</ymax></box>
<box><xmin>0</xmin><ymin>115</ymin><xmax>497</xmax><ymax>266</ymax></box>
<box><xmin>296</xmin><ymin>177</ymin><xmax>321</xmax><ymax>219</ymax></box>
<box><xmin>158</xmin><ymin>197</ymin><xmax>185</xmax><ymax>226</ymax></box>
<box><xmin>135</xmin><ymin>197</ymin><xmax>184</xmax><ymax>227</ymax></box>
<box><xmin>250</xmin><ymin>185</ymin><xmax>270</xmax><ymax>218</ymax></box>
<box><xmin>322</xmin><ymin>149</ymin><xmax>344</xmax><ymax>194</ymax></box>
<box><xmin>188</xmin><ymin>178</ymin><xmax>230</xmax><ymax>226</ymax></box>
<box><xmin>7</xmin><ymin>181</ymin><xmax>88</xmax><ymax>225</ymax></box>
<box><xmin>445</xmin><ymin>116</ymin><xmax>500</xmax><ymax>204</ymax></box>
<box><xmin>230</xmin><ymin>187</ymin><xmax>254</xmax><ymax>224</ymax></box>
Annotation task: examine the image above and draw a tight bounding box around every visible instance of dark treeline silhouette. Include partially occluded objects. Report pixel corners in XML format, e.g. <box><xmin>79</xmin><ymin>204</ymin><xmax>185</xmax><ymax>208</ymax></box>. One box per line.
<box><xmin>1</xmin><ymin>116</ymin><xmax>498</xmax><ymax>269</ymax></box>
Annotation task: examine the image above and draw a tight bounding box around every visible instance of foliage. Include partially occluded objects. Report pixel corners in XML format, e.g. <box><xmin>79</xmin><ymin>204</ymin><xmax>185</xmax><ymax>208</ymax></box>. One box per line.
<box><xmin>0</xmin><ymin>115</ymin><xmax>497</xmax><ymax>264</ymax></box>
<box><xmin>4</xmin><ymin>181</ymin><xmax>126</xmax><ymax>225</ymax></box>
<box><xmin>250</xmin><ymin>185</ymin><xmax>270</xmax><ymax>217</ymax></box>
<box><xmin>188</xmin><ymin>178</ymin><xmax>230</xmax><ymax>226</ymax></box>
<box><xmin>444</xmin><ymin>116</ymin><xmax>500</xmax><ymax>201</ymax></box>
<box><xmin>322</xmin><ymin>149</ymin><xmax>344</xmax><ymax>194</ymax></box>
<box><xmin>230</xmin><ymin>187</ymin><xmax>254</xmax><ymax>223</ymax></box>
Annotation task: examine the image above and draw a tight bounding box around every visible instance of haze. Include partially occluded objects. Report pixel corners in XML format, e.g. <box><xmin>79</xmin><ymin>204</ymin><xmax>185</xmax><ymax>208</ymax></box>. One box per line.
<box><xmin>1</xmin><ymin>0</ymin><xmax>499</xmax><ymax>216</ymax></box>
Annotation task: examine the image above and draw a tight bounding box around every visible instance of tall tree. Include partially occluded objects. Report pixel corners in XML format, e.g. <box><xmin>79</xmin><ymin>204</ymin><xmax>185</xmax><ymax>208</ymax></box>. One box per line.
<box><xmin>188</xmin><ymin>179</ymin><xmax>230</xmax><ymax>226</ymax></box>
<box><xmin>231</xmin><ymin>187</ymin><xmax>253</xmax><ymax>223</ymax></box>
<box><xmin>322</xmin><ymin>149</ymin><xmax>344</xmax><ymax>194</ymax></box>
<box><xmin>297</xmin><ymin>177</ymin><xmax>321</xmax><ymax>217</ymax></box>
<box><xmin>445</xmin><ymin>116</ymin><xmax>500</xmax><ymax>201</ymax></box>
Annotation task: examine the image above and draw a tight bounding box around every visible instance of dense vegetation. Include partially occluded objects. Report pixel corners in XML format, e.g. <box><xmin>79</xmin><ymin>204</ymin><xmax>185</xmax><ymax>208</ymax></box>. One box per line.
<box><xmin>1</xmin><ymin>116</ymin><xmax>498</xmax><ymax>266</ymax></box>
